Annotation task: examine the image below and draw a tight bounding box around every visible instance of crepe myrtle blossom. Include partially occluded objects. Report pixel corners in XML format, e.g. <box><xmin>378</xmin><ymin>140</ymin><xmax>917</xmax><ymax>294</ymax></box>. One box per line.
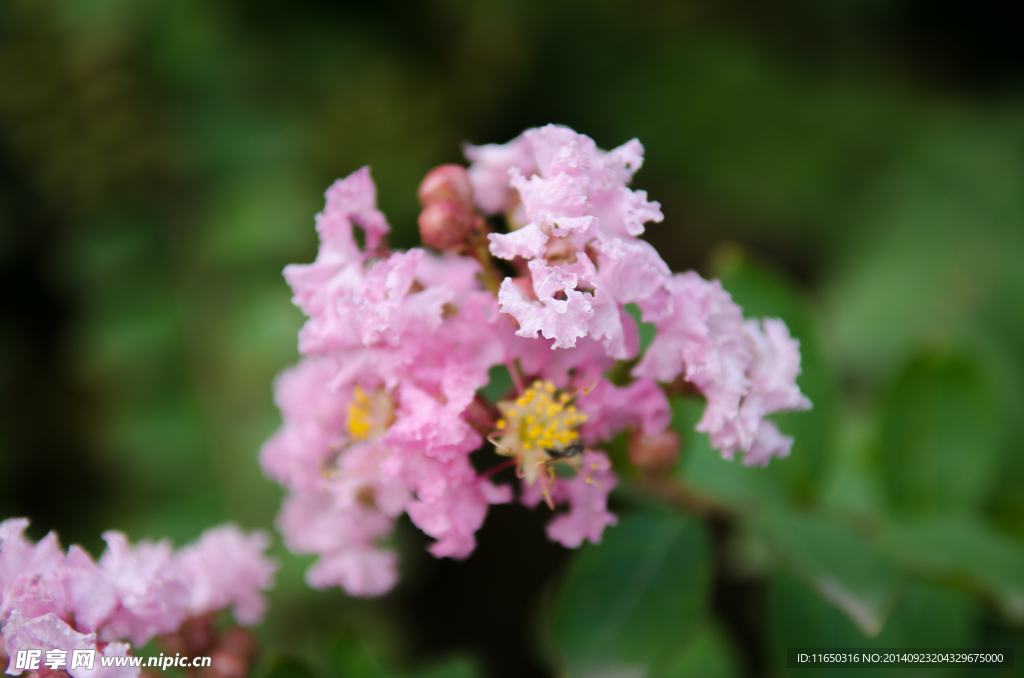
<box><xmin>467</xmin><ymin>125</ymin><xmax>668</xmax><ymax>360</ymax></box>
<box><xmin>262</xmin><ymin>124</ymin><xmax>811</xmax><ymax>597</ymax></box>
<box><xmin>1</xmin><ymin>518</ymin><xmax>276</xmax><ymax>678</ymax></box>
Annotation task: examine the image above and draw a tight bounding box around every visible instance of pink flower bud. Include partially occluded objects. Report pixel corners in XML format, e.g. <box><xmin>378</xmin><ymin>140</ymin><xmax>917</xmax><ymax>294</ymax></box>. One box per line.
<box><xmin>628</xmin><ymin>429</ymin><xmax>680</xmax><ymax>474</ymax></box>
<box><xmin>417</xmin><ymin>164</ymin><xmax>474</xmax><ymax>207</ymax></box>
<box><xmin>182</xmin><ymin>615</ymin><xmax>215</xmax><ymax>655</ymax></box>
<box><xmin>218</xmin><ymin>628</ymin><xmax>259</xmax><ymax>663</ymax></box>
<box><xmin>418</xmin><ymin>199</ymin><xmax>474</xmax><ymax>251</ymax></box>
<box><xmin>202</xmin><ymin>650</ymin><xmax>247</xmax><ymax>678</ymax></box>
<box><xmin>159</xmin><ymin>615</ymin><xmax>214</xmax><ymax>657</ymax></box>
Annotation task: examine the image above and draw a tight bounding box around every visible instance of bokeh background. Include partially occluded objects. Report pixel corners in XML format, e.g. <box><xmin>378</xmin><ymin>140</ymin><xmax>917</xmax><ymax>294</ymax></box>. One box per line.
<box><xmin>2</xmin><ymin>1</ymin><xmax>1023</xmax><ymax>677</ymax></box>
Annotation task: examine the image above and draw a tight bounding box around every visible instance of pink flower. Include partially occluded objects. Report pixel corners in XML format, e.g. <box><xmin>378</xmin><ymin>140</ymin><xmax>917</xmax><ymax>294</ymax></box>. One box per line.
<box><xmin>487</xmin><ymin>223</ymin><xmax>548</xmax><ymax>260</ymax></box>
<box><xmin>729</xmin><ymin>319</ymin><xmax>812</xmax><ymax>466</ymax></box>
<box><xmin>1</xmin><ymin>520</ymin><xmax>36</xmax><ymax>587</ymax></box>
<box><xmin>380</xmin><ymin>376</ymin><xmax>513</xmax><ymax>558</ymax></box>
<box><xmin>634</xmin><ymin>272</ymin><xmax>742</xmax><ymax>384</ymax></box>
<box><xmin>742</xmin><ymin>319</ymin><xmax>813</xmax><ymax>425</ymax></box>
<box><xmin>743</xmin><ymin>420</ymin><xmax>795</xmax><ymax>467</ymax></box>
<box><xmin>98</xmin><ymin>533</ymin><xmax>188</xmax><ymax>646</ymax></box>
<box><xmin>284</xmin><ymin>167</ymin><xmax>389</xmax><ymax>319</ymax></box>
<box><xmin>559</xmin><ymin>252</ymin><xmax>637</xmax><ymax>360</ymax></box>
<box><xmin>494</xmin><ymin>249</ymin><xmax>648</xmax><ymax>360</ymax></box>
<box><xmin>634</xmin><ymin>272</ymin><xmax>811</xmax><ymax>465</ymax></box>
<box><xmin>521</xmin><ymin>451</ymin><xmax>618</xmax><ymax>548</ymax></box>
<box><xmin>1</xmin><ymin>525</ymin><xmax>64</xmax><ymax>625</ymax></box>
<box><xmin>509</xmin><ymin>335</ymin><xmax>618</xmax><ymax>390</ymax></box>
<box><xmin>384</xmin><ymin>377</ymin><xmax>481</xmax><ymax>464</ymax></box>
<box><xmin>0</xmin><ymin>531</ymin><xmax>116</xmax><ymax>637</ymax></box>
<box><xmin>468</xmin><ymin>125</ymin><xmax>668</xmax><ymax>358</ymax></box>
<box><xmin>175</xmin><ymin>525</ymin><xmax>277</xmax><ymax>626</ymax></box>
<box><xmin>497</xmin><ymin>262</ymin><xmax>593</xmax><ymax>350</ymax></box>
<box><xmin>2</xmin><ymin>608</ymin><xmax>140</xmax><ymax>678</ymax></box>
<box><xmin>320</xmin><ymin>166</ymin><xmax>390</xmax><ymax>250</ymax></box>
<box><xmin>593</xmin><ymin>237</ymin><xmax>671</xmax><ymax>306</ymax></box>
<box><xmin>2</xmin><ymin>611</ymin><xmax>106</xmax><ymax>678</ymax></box>
<box><xmin>1</xmin><ymin>571</ymin><xmax>68</xmax><ymax>627</ymax></box>
<box><xmin>277</xmin><ymin>494</ymin><xmax>398</xmax><ymax>597</ymax></box>
<box><xmin>306</xmin><ymin>548</ymin><xmax>399</xmax><ymax>598</ymax></box>
<box><xmin>1</xmin><ymin>520</ymin><xmax>276</xmax><ymax>675</ymax></box>
<box><xmin>472</xmin><ymin>125</ymin><xmax>664</xmax><ymax>241</ymax></box>
<box><xmin>463</xmin><ymin>136</ymin><xmax>537</xmax><ymax>214</ymax></box>
<box><xmin>260</xmin><ymin>359</ymin><xmax>347</xmax><ymax>494</ymax></box>
<box><xmin>0</xmin><ymin>521</ymin><xmax>63</xmax><ymax>603</ymax></box>
<box><xmin>413</xmin><ymin>253</ymin><xmax>483</xmax><ymax>307</ymax></box>
<box><xmin>263</xmin><ymin>286</ymin><xmax>510</xmax><ymax>595</ymax></box>
<box><xmin>509</xmin><ymin>168</ymin><xmax>595</xmax><ymax>237</ymax></box>
<box><xmin>406</xmin><ymin>480</ymin><xmax>512</xmax><ymax>559</ymax></box>
<box><xmin>61</xmin><ymin>547</ymin><xmax>118</xmax><ymax>633</ymax></box>
<box><xmin>296</xmin><ymin>249</ymin><xmax>452</xmax><ymax>359</ymax></box>
<box><xmin>577</xmin><ymin>377</ymin><xmax>672</xmax><ymax>445</ymax></box>
<box><xmin>262</xmin><ymin>125</ymin><xmax>813</xmax><ymax>600</ymax></box>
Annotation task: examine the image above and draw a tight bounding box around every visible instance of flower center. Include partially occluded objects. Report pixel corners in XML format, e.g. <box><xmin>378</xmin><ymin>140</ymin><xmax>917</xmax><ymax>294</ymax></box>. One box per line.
<box><xmin>346</xmin><ymin>385</ymin><xmax>395</xmax><ymax>442</ymax></box>
<box><xmin>493</xmin><ymin>380</ymin><xmax>587</xmax><ymax>483</ymax></box>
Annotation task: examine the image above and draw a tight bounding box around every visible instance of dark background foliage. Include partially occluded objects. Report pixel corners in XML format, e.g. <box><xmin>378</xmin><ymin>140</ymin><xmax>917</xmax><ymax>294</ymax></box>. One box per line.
<box><xmin>2</xmin><ymin>1</ymin><xmax>1023</xmax><ymax>676</ymax></box>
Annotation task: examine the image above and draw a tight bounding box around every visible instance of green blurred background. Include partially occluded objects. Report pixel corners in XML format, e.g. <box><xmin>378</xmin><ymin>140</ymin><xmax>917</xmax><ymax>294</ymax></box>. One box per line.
<box><xmin>2</xmin><ymin>1</ymin><xmax>1023</xmax><ymax>676</ymax></box>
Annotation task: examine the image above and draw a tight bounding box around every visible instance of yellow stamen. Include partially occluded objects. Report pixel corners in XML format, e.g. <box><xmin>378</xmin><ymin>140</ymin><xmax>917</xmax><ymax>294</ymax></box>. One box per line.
<box><xmin>491</xmin><ymin>379</ymin><xmax>587</xmax><ymax>479</ymax></box>
<box><xmin>347</xmin><ymin>386</ymin><xmax>373</xmax><ymax>441</ymax></box>
<box><xmin>346</xmin><ymin>385</ymin><xmax>395</xmax><ymax>442</ymax></box>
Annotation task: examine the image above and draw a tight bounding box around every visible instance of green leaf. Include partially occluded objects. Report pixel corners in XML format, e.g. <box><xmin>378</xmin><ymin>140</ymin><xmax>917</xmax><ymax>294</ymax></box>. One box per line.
<box><xmin>770</xmin><ymin>577</ymin><xmax>973</xmax><ymax>677</ymax></box>
<box><xmin>552</xmin><ymin>513</ymin><xmax>713</xmax><ymax>677</ymax></box>
<box><xmin>479</xmin><ymin>364</ymin><xmax>513</xmax><ymax>404</ymax></box>
<box><xmin>656</xmin><ymin>625</ymin><xmax>739</xmax><ymax>678</ymax></box>
<box><xmin>879</xmin><ymin>352</ymin><xmax>1000</xmax><ymax>515</ymax></box>
<box><xmin>404</xmin><ymin>656</ymin><xmax>483</xmax><ymax>678</ymax></box>
<box><xmin>625</xmin><ymin>303</ymin><xmax>656</xmax><ymax>353</ymax></box>
<box><xmin>257</xmin><ymin>657</ymin><xmax>321</xmax><ymax>678</ymax></box>
<box><xmin>289</xmin><ymin>635</ymin><xmax>389</xmax><ymax>678</ymax></box>
<box><xmin>879</xmin><ymin>515</ymin><xmax>1024</xmax><ymax>623</ymax></box>
<box><xmin>819</xmin><ymin>411</ymin><xmax>887</xmax><ymax>518</ymax></box>
<box><xmin>751</xmin><ymin>506</ymin><xmax>903</xmax><ymax>636</ymax></box>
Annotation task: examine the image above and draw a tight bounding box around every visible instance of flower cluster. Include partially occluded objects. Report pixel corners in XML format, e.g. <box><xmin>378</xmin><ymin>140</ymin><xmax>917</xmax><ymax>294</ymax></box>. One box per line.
<box><xmin>262</xmin><ymin>125</ymin><xmax>811</xmax><ymax>598</ymax></box>
<box><xmin>1</xmin><ymin>519</ymin><xmax>276</xmax><ymax>678</ymax></box>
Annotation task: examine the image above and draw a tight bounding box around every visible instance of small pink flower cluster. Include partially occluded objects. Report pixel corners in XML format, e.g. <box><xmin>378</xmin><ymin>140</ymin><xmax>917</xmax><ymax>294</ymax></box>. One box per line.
<box><xmin>1</xmin><ymin>519</ymin><xmax>276</xmax><ymax>678</ymax></box>
<box><xmin>262</xmin><ymin>125</ymin><xmax>811</xmax><ymax>598</ymax></box>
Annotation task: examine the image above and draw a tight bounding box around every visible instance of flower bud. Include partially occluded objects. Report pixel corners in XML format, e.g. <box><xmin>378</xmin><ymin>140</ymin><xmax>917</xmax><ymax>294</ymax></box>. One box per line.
<box><xmin>418</xmin><ymin>164</ymin><xmax>474</xmax><ymax>207</ymax></box>
<box><xmin>182</xmin><ymin>615</ymin><xmax>215</xmax><ymax>655</ymax></box>
<box><xmin>218</xmin><ymin>628</ymin><xmax>259</xmax><ymax>663</ymax></box>
<box><xmin>160</xmin><ymin>615</ymin><xmax>214</xmax><ymax>656</ymax></box>
<box><xmin>158</xmin><ymin>631</ymin><xmax>188</xmax><ymax>657</ymax></box>
<box><xmin>418</xmin><ymin>199</ymin><xmax>474</xmax><ymax>251</ymax></box>
<box><xmin>200</xmin><ymin>650</ymin><xmax>247</xmax><ymax>678</ymax></box>
<box><xmin>629</xmin><ymin>429</ymin><xmax>680</xmax><ymax>474</ymax></box>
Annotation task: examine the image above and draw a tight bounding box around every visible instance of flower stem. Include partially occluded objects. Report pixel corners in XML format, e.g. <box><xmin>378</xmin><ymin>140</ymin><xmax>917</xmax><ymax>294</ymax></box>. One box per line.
<box><xmin>507</xmin><ymin>358</ymin><xmax>525</xmax><ymax>395</ymax></box>
<box><xmin>479</xmin><ymin>458</ymin><xmax>516</xmax><ymax>480</ymax></box>
<box><xmin>632</xmin><ymin>476</ymin><xmax>731</xmax><ymax>518</ymax></box>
